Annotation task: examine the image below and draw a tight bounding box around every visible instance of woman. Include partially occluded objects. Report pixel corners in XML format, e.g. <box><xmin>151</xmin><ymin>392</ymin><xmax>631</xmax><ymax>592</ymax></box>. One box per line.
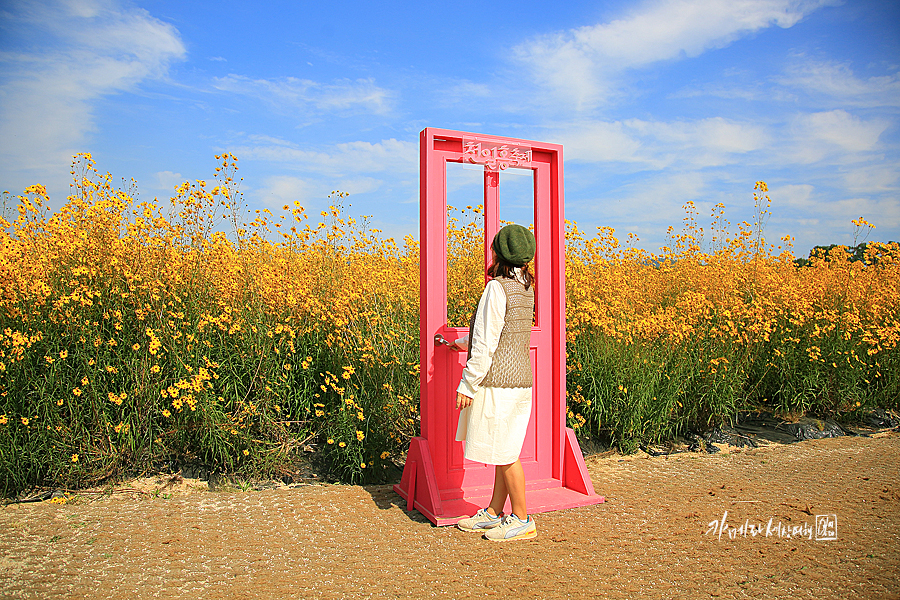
<box><xmin>453</xmin><ymin>223</ymin><xmax>536</xmax><ymax>542</ymax></box>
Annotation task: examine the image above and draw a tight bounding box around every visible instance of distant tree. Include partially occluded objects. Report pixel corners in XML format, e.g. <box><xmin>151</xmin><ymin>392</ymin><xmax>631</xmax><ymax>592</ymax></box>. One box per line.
<box><xmin>794</xmin><ymin>241</ymin><xmax>899</xmax><ymax>267</ymax></box>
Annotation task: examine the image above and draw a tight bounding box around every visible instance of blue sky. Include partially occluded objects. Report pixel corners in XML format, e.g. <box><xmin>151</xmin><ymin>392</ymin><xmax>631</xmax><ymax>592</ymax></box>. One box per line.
<box><xmin>1</xmin><ymin>0</ymin><xmax>898</xmax><ymax>256</ymax></box>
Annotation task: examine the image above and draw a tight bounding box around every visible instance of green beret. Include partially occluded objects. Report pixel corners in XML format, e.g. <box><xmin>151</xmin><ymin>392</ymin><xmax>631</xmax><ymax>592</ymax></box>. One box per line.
<box><xmin>492</xmin><ymin>224</ymin><xmax>536</xmax><ymax>266</ymax></box>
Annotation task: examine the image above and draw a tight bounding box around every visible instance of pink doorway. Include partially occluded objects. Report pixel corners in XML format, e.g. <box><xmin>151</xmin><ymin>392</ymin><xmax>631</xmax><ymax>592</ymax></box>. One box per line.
<box><xmin>394</xmin><ymin>128</ymin><xmax>603</xmax><ymax>525</ymax></box>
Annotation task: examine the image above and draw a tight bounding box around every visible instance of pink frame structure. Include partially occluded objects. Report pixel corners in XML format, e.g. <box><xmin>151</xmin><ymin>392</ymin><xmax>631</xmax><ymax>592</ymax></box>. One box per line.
<box><xmin>394</xmin><ymin>128</ymin><xmax>603</xmax><ymax>526</ymax></box>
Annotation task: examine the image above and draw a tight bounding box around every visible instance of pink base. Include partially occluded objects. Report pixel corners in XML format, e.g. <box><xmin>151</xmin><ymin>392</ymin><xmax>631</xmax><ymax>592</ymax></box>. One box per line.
<box><xmin>393</xmin><ymin>479</ymin><xmax>605</xmax><ymax>527</ymax></box>
<box><xmin>393</xmin><ymin>428</ymin><xmax>604</xmax><ymax>526</ymax></box>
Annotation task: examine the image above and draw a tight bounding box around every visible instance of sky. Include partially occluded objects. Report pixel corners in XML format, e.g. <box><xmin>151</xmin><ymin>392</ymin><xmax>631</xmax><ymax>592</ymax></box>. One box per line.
<box><xmin>1</xmin><ymin>0</ymin><xmax>898</xmax><ymax>256</ymax></box>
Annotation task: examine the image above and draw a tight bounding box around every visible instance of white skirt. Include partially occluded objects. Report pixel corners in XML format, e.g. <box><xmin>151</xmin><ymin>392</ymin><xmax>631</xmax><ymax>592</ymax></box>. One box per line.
<box><xmin>455</xmin><ymin>386</ymin><xmax>532</xmax><ymax>465</ymax></box>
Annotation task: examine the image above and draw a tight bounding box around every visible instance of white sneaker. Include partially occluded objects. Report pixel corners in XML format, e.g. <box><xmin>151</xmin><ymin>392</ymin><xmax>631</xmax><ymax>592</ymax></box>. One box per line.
<box><xmin>456</xmin><ymin>508</ymin><xmax>502</xmax><ymax>532</ymax></box>
<box><xmin>484</xmin><ymin>514</ymin><xmax>537</xmax><ymax>542</ymax></box>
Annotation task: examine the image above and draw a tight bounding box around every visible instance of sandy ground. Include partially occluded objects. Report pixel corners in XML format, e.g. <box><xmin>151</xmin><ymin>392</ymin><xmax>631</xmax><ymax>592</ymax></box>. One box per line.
<box><xmin>1</xmin><ymin>432</ymin><xmax>898</xmax><ymax>600</ymax></box>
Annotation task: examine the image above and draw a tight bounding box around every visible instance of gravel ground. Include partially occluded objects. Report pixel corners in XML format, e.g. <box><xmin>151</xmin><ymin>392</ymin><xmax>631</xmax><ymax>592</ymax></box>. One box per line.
<box><xmin>1</xmin><ymin>432</ymin><xmax>898</xmax><ymax>599</ymax></box>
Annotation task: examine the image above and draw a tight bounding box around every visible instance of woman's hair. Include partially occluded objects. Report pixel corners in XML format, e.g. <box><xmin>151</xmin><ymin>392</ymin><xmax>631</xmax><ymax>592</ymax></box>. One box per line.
<box><xmin>488</xmin><ymin>254</ymin><xmax>534</xmax><ymax>290</ymax></box>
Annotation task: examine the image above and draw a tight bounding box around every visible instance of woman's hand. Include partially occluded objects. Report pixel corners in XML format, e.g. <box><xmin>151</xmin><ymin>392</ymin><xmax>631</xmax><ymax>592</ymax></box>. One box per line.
<box><xmin>456</xmin><ymin>392</ymin><xmax>473</xmax><ymax>410</ymax></box>
<box><xmin>448</xmin><ymin>335</ymin><xmax>468</xmax><ymax>352</ymax></box>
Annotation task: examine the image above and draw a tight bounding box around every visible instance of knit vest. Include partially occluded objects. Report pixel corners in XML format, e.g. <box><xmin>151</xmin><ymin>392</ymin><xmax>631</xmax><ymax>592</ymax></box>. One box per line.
<box><xmin>467</xmin><ymin>276</ymin><xmax>534</xmax><ymax>389</ymax></box>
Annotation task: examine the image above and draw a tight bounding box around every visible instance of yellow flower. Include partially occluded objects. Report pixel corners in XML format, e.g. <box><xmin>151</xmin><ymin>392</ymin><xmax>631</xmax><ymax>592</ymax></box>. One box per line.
<box><xmin>132</xmin><ymin>343</ymin><xmax>140</xmax><ymax>351</ymax></box>
<box><xmin>21</xmin><ymin>417</ymin><xmax>29</xmax><ymax>426</ymax></box>
<box><xmin>338</xmin><ymin>441</ymin><xmax>346</xmax><ymax>448</ymax></box>
<box><xmin>73</xmin><ymin>387</ymin><xmax>82</xmax><ymax>397</ymax></box>
<box><xmin>71</xmin><ymin>454</ymin><xmax>78</xmax><ymax>463</ymax></box>
<box><xmin>242</xmin><ymin>449</ymin><xmax>249</xmax><ymax>456</ymax></box>
<box><xmin>327</xmin><ymin>438</ymin><xmax>334</xmax><ymax>444</ymax></box>
<box><xmin>380</xmin><ymin>451</ymin><xmax>390</xmax><ymax>459</ymax></box>
<box><xmin>56</xmin><ymin>398</ymin><xmax>64</xmax><ymax>406</ymax></box>
<box><xmin>0</xmin><ymin>415</ymin><xmax>7</xmax><ymax>425</ymax></box>
<box><xmin>59</xmin><ymin>350</ymin><xmax>68</xmax><ymax>359</ymax></box>
<box><xmin>356</xmin><ymin>430</ymin><xmax>365</xmax><ymax>441</ymax></box>
<box><xmin>163</xmin><ymin>410</ymin><xmax>172</xmax><ymax>418</ymax></box>
<box><xmin>150</xmin><ymin>364</ymin><xmax>160</xmax><ymax>373</ymax></box>
<box><xmin>360</xmin><ymin>462</ymin><xmax>366</xmax><ymax>468</ymax></box>
<box><xmin>81</xmin><ymin>377</ymin><xmax>88</xmax><ymax>386</ymax></box>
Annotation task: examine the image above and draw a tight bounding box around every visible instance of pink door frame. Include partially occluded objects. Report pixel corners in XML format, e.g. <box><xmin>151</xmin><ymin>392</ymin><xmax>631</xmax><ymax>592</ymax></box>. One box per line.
<box><xmin>394</xmin><ymin>128</ymin><xmax>603</xmax><ymax>525</ymax></box>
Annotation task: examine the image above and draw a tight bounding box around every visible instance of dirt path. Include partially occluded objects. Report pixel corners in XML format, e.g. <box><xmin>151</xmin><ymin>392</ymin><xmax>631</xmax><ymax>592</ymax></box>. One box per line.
<box><xmin>2</xmin><ymin>433</ymin><xmax>898</xmax><ymax>600</ymax></box>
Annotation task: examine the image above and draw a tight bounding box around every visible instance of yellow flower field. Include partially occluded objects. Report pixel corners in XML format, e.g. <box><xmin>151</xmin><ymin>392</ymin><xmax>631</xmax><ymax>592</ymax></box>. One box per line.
<box><xmin>565</xmin><ymin>192</ymin><xmax>899</xmax><ymax>449</ymax></box>
<box><xmin>0</xmin><ymin>155</ymin><xmax>897</xmax><ymax>494</ymax></box>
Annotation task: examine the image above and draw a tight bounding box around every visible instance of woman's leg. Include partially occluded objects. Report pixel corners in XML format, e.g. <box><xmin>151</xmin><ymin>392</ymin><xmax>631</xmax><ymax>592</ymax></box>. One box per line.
<box><xmin>487</xmin><ymin>465</ymin><xmax>508</xmax><ymax>516</ymax></box>
<box><xmin>488</xmin><ymin>459</ymin><xmax>527</xmax><ymax>519</ymax></box>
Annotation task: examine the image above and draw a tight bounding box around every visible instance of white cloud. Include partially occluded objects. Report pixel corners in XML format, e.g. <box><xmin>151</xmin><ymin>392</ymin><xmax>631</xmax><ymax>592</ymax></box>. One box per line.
<box><xmin>790</xmin><ymin>110</ymin><xmax>888</xmax><ymax>162</ymax></box>
<box><xmin>256</xmin><ymin>175</ymin><xmax>316</xmax><ymax>210</ymax></box>
<box><xmin>631</xmin><ymin>117</ymin><xmax>769</xmax><ymax>160</ymax></box>
<box><xmin>254</xmin><ymin>175</ymin><xmax>393</xmax><ymax>226</ymax></box>
<box><xmin>0</xmin><ymin>0</ymin><xmax>185</xmax><ymax>188</ymax></box>
<box><xmin>671</xmin><ymin>83</ymin><xmax>773</xmax><ymax>102</ymax></box>
<box><xmin>670</xmin><ymin>56</ymin><xmax>900</xmax><ymax>110</ymax></box>
<box><xmin>213</xmin><ymin>74</ymin><xmax>393</xmax><ymax>115</ymax></box>
<box><xmin>446</xmin><ymin>81</ymin><xmax>493</xmax><ymax>100</ymax></box>
<box><xmin>554</xmin><ymin>117</ymin><xmax>769</xmax><ymax>169</ymax></box>
<box><xmin>770</xmin><ymin>183</ymin><xmax>899</xmax><ymax>249</ymax></box>
<box><xmin>776</xmin><ymin>183</ymin><xmax>816</xmax><ymax>210</ymax></box>
<box><xmin>554</xmin><ymin>121</ymin><xmax>644</xmax><ymax>164</ymax></box>
<box><xmin>842</xmin><ymin>165</ymin><xmax>899</xmax><ymax>195</ymax></box>
<box><xmin>245</xmin><ymin>134</ymin><xmax>295</xmax><ymax>147</ymax></box>
<box><xmin>230</xmin><ymin>137</ymin><xmax>417</xmax><ymax>176</ymax></box>
<box><xmin>435</xmin><ymin>80</ymin><xmax>495</xmax><ymax>111</ymax></box>
<box><xmin>796</xmin><ymin>196</ymin><xmax>899</xmax><ymax>236</ymax></box>
<box><xmin>334</xmin><ymin>177</ymin><xmax>382</xmax><ymax>196</ymax></box>
<box><xmin>780</xmin><ymin>57</ymin><xmax>900</xmax><ymax>107</ymax></box>
<box><xmin>514</xmin><ymin>0</ymin><xmax>833</xmax><ymax>109</ymax></box>
<box><xmin>578</xmin><ymin>171</ymin><xmax>710</xmax><ymax>230</ymax></box>
<box><xmin>154</xmin><ymin>170</ymin><xmax>185</xmax><ymax>192</ymax></box>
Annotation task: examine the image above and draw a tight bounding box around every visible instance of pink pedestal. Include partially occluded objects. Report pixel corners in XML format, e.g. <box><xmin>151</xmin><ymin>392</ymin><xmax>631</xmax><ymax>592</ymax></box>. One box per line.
<box><xmin>394</xmin><ymin>429</ymin><xmax>604</xmax><ymax>526</ymax></box>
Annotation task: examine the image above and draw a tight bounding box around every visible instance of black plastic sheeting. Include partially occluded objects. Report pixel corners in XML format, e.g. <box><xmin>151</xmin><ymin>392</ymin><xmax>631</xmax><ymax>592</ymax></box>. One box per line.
<box><xmin>640</xmin><ymin>408</ymin><xmax>899</xmax><ymax>457</ymax></box>
<box><xmin>860</xmin><ymin>408</ymin><xmax>900</xmax><ymax>429</ymax></box>
<box><xmin>734</xmin><ymin>412</ymin><xmax>846</xmax><ymax>444</ymax></box>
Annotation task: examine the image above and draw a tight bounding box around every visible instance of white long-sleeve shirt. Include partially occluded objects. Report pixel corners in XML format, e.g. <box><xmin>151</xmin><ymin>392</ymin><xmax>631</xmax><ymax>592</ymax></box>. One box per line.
<box><xmin>456</xmin><ymin>276</ymin><xmax>511</xmax><ymax>399</ymax></box>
